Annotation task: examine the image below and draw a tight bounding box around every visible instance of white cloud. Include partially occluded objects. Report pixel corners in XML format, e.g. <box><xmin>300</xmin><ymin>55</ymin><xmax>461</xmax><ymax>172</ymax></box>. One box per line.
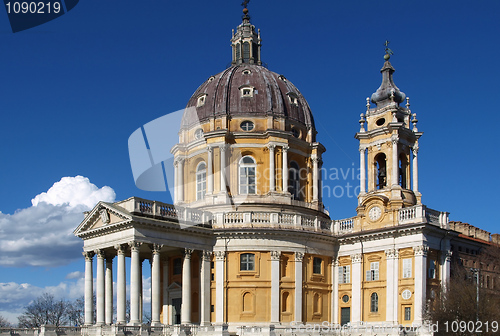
<box><xmin>65</xmin><ymin>271</ymin><xmax>84</xmax><ymax>280</ymax></box>
<box><xmin>0</xmin><ymin>176</ymin><xmax>115</xmax><ymax>267</ymax></box>
<box><xmin>31</xmin><ymin>176</ymin><xmax>115</xmax><ymax>209</ymax></box>
<box><xmin>0</xmin><ymin>278</ymin><xmax>85</xmax><ymax>324</ymax></box>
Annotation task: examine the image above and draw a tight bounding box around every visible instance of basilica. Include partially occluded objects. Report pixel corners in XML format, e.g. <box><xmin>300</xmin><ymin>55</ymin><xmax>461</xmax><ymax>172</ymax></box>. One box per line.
<box><xmin>73</xmin><ymin>6</ymin><xmax>498</xmax><ymax>336</ymax></box>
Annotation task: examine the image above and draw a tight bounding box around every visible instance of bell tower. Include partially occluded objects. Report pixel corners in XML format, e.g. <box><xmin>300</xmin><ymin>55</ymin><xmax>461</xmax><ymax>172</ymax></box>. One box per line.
<box><xmin>355</xmin><ymin>49</ymin><xmax>423</xmax><ymax>227</ymax></box>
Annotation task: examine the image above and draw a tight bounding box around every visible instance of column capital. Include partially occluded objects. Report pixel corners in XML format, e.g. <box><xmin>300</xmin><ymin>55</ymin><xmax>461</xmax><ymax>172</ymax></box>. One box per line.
<box><xmin>282</xmin><ymin>144</ymin><xmax>289</xmax><ymax>152</ymax></box>
<box><xmin>385</xmin><ymin>248</ymin><xmax>399</xmax><ymax>259</ymax></box>
<box><xmin>391</xmin><ymin>135</ymin><xmax>399</xmax><ymax>144</ymax></box>
<box><xmin>150</xmin><ymin>244</ymin><xmax>163</xmax><ymax>254</ymax></box>
<box><xmin>184</xmin><ymin>248</ymin><xmax>194</xmax><ymax>259</ymax></box>
<box><xmin>444</xmin><ymin>250</ymin><xmax>453</xmax><ymax>261</ymax></box>
<box><xmin>201</xmin><ymin>250</ymin><xmax>212</xmax><ymax>262</ymax></box>
<box><xmin>412</xmin><ymin>145</ymin><xmax>419</xmax><ymax>155</ymax></box>
<box><xmin>267</xmin><ymin>143</ymin><xmax>276</xmax><ymax>151</ymax></box>
<box><xmin>83</xmin><ymin>251</ymin><xmax>95</xmax><ymax>260</ymax></box>
<box><xmin>333</xmin><ymin>257</ymin><xmax>340</xmax><ymax>267</ymax></box>
<box><xmin>94</xmin><ymin>249</ymin><xmax>106</xmax><ymax>258</ymax></box>
<box><xmin>207</xmin><ymin>145</ymin><xmax>213</xmax><ymax>153</ymax></box>
<box><xmin>294</xmin><ymin>251</ymin><xmax>304</xmax><ymax>262</ymax></box>
<box><xmin>219</xmin><ymin>144</ymin><xmax>228</xmax><ymax>152</ymax></box>
<box><xmin>128</xmin><ymin>241</ymin><xmax>142</xmax><ymax>252</ymax></box>
<box><xmin>351</xmin><ymin>253</ymin><xmax>362</xmax><ymax>263</ymax></box>
<box><xmin>270</xmin><ymin>250</ymin><xmax>281</xmax><ymax>261</ymax></box>
<box><xmin>413</xmin><ymin>245</ymin><xmax>429</xmax><ymax>256</ymax></box>
<box><xmin>215</xmin><ymin>250</ymin><xmax>226</xmax><ymax>261</ymax></box>
<box><xmin>115</xmin><ymin>244</ymin><xmax>127</xmax><ymax>255</ymax></box>
<box><xmin>359</xmin><ymin>146</ymin><xmax>366</xmax><ymax>153</ymax></box>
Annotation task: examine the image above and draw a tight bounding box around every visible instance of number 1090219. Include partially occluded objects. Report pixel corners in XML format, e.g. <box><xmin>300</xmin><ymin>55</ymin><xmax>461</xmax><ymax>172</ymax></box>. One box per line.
<box><xmin>5</xmin><ymin>2</ymin><xmax>61</xmax><ymax>14</ymax></box>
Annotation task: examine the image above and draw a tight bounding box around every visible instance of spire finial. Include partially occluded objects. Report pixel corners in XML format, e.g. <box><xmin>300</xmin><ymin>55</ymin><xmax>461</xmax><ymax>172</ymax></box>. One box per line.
<box><xmin>241</xmin><ymin>0</ymin><xmax>250</xmax><ymax>19</ymax></box>
<box><xmin>411</xmin><ymin>113</ymin><xmax>418</xmax><ymax>131</ymax></box>
<box><xmin>384</xmin><ymin>40</ymin><xmax>393</xmax><ymax>61</ymax></box>
<box><xmin>359</xmin><ymin>113</ymin><xmax>366</xmax><ymax>133</ymax></box>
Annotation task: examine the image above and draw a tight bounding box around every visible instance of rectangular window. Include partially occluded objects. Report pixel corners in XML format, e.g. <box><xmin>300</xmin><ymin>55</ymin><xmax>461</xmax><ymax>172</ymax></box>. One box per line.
<box><xmin>240</xmin><ymin>253</ymin><xmax>255</xmax><ymax>271</ymax></box>
<box><xmin>338</xmin><ymin>265</ymin><xmax>350</xmax><ymax>284</ymax></box>
<box><xmin>429</xmin><ymin>259</ymin><xmax>436</xmax><ymax>279</ymax></box>
<box><xmin>404</xmin><ymin>307</ymin><xmax>411</xmax><ymax>321</ymax></box>
<box><xmin>366</xmin><ymin>262</ymin><xmax>379</xmax><ymax>281</ymax></box>
<box><xmin>313</xmin><ymin>257</ymin><xmax>322</xmax><ymax>274</ymax></box>
<box><xmin>239</xmin><ymin>166</ymin><xmax>256</xmax><ymax>195</ymax></box>
<box><xmin>173</xmin><ymin>258</ymin><xmax>182</xmax><ymax>275</ymax></box>
<box><xmin>403</xmin><ymin>259</ymin><xmax>412</xmax><ymax>278</ymax></box>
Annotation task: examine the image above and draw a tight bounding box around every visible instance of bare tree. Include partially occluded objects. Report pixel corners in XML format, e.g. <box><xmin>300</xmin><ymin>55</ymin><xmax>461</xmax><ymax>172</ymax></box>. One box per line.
<box><xmin>66</xmin><ymin>296</ymin><xmax>85</xmax><ymax>327</ymax></box>
<box><xmin>17</xmin><ymin>293</ymin><xmax>68</xmax><ymax>328</ymax></box>
<box><xmin>0</xmin><ymin>315</ymin><xmax>11</xmax><ymax>327</ymax></box>
<box><xmin>426</xmin><ymin>260</ymin><xmax>500</xmax><ymax>336</ymax></box>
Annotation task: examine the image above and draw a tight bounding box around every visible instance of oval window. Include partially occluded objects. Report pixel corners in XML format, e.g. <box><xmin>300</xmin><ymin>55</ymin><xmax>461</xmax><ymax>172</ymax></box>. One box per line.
<box><xmin>342</xmin><ymin>295</ymin><xmax>350</xmax><ymax>303</ymax></box>
<box><xmin>291</xmin><ymin>128</ymin><xmax>300</xmax><ymax>138</ymax></box>
<box><xmin>376</xmin><ymin>118</ymin><xmax>385</xmax><ymax>126</ymax></box>
<box><xmin>194</xmin><ymin>129</ymin><xmax>204</xmax><ymax>140</ymax></box>
<box><xmin>402</xmin><ymin>289</ymin><xmax>412</xmax><ymax>300</ymax></box>
<box><xmin>240</xmin><ymin>121</ymin><xmax>254</xmax><ymax>131</ymax></box>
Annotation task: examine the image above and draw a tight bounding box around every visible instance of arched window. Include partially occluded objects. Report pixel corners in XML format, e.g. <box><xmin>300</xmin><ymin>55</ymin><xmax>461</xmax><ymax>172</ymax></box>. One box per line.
<box><xmin>370</xmin><ymin>293</ymin><xmax>378</xmax><ymax>313</ymax></box>
<box><xmin>235</xmin><ymin>43</ymin><xmax>241</xmax><ymax>61</ymax></box>
<box><xmin>374</xmin><ymin>153</ymin><xmax>386</xmax><ymax>189</ymax></box>
<box><xmin>399</xmin><ymin>153</ymin><xmax>408</xmax><ymax>189</ymax></box>
<box><xmin>239</xmin><ymin>156</ymin><xmax>256</xmax><ymax>195</ymax></box>
<box><xmin>243</xmin><ymin>42</ymin><xmax>250</xmax><ymax>63</ymax></box>
<box><xmin>289</xmin><ymin>161</ymin><xmax>301</xmax><ymax>200</ymax></box>
<box><xmin>242</xmin><ymin>292</ymin><xmax>253</xmax><ymax>312</ymax></box>
<box><xmin>282</xmin><ymin>292</ymin><xmax>289</xmax><ymax>312</ymax></box>
<box><xmin>313</xmin><ymin>293</ymin><xmax>321</xmax><ymax>314</ymax></box>
<box><xmin>196</xmin><ymin>162</ymin><xmax>206</xmax><ymax>200</ymax></box>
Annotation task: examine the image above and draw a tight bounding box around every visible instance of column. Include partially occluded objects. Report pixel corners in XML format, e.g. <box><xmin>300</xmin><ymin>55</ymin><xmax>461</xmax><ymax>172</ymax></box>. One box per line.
<box><xmin>162</xmin><ymin>258</ymin><xmax>170</xmax><ymax>325</ymax></box>
<box><xmin>219</xmin><ymin>145</ymin><xmax>227</xmax><ymax>193</ymax></box>
<box><xmin>385</xmin><ymin>249</ymin><xmax>398</xmax><ymax>324</ymax></box>
<box><xmin>215</xmin><ymin>251</ymin><xmax>225</xmax><ymax>324</ymax></box>
<box><xmin>441</xmin><ymin>239</ymin><xmax>451</xmax><ymax>292</ymax></box>
<box><xmin>391</xmin><ymin>137</ymin><xmax>399</xmax><ymax>186</ymax></box>
<box><xmin>200</xmin><ymin>250</ymin><xmax>212</xmax><ymax>326</ymax></box>
<box><xmin>139</xmin><ymin>259</ymin><xmax>144</xmax><ymax>323</ymax></box>
<box><xmin>129</xmin><ymin>242</ymin><xmax>142</xmax><ymax>325</ymax></box>
<box><xmin>318</xmin><ymin>158</ymin><xmax>323</xmax><ymax>203</ymax></box>
<box><xmin>413</xmin><ymin>245</ymin><xmax>428</xmax><ymax>325</ymax></box>
<box><xmin>151</xmin><ymin>244</ymin><xmax>162</xmax><ymax>325</ymax></box>
<box><xmin>294</xmin><ymin>252</ymin><xmax>304</xmax><ymax>323</ymax></box>
<box><xmin>270</xmin><ymin>251</ymin><xmax>280</xmax><ymax>323</ymax></box>
<box><xmin>351</xmin><ymin>253</ymin><xmax>362</xmax><ymax>324</ymax></box>
<box><xmin>83</xmin><ymin>251</ymin><xmax>94</xmax><ymax>326</ymax></box>
<box><xmin>359</xmin><ymin>147</ymin><xmax>366</xmax><ymax>194</ymax></box>
<box><xmin>174</xmin><ymin>159</ymin><xmax>178</xmax><ymax>203</ymax></box>
<box><xmin>393</xmin><ymin>250</ymin><xmax>399</xmax><ymax>323</ymax></box>
<box><xmin>207</xmin><ymin>146</ymin><xmax>214</xmax><ymax>194</ymax></box>
<box><xmin>268</xmin><ymin>144</ymin><xmax>276</xmax><ymax>192</ymax></box>
<box><xmin>105</xmin><ymin>256</ymin><xmax>114</xmax><ymax>325</ymax></box>
<box><xmin>312</xmin><ymin>156</ymin><xmax>319</xmax><ymax>202</ymax></box>
<box><xmin>412</xmin><ymin>144</ymin><xmax>419</xmax><ymax>193</ymax></box>
<box><xmin>95</xmin><ymin>250</ymin><xmax>105</xmax><ymax>325</ymax></box>
<box><xmin>332</xmin><ymin>258</ymin><xmax>339</xmax><ymax>324</ymax></box>
<box><xmin>178</xmin><ymin>158</ymin><xmax>184</xmax><ymax>202</ymax></box>
<box><xmin>116</xmin><ymin>245</ymin><xmax>127</xmax><ymax>324</ymax></box>
<box><xmin>282</xmin><ymin>145</ymin><xmax>289</xmax><ymax>193</ymax></box>
<box><xmin>181</xmin><ymin>248</ymin><xmax>193</xmax><ymax>324</ymax></box>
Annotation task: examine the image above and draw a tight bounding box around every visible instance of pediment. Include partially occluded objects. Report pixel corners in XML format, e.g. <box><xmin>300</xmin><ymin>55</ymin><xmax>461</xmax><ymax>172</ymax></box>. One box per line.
<box><xmin>168</xmin><ymin>282</ymin><xmax>182</xmax><ymax>290</ymax></box>
<box><xmin>74</xmin><ymin>202</ymin><xmax>132</xmax><ymax>236</ymax></box>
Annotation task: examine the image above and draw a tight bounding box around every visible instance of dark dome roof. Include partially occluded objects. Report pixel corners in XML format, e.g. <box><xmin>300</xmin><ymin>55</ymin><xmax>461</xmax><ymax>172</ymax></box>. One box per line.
<box><xmin>182</xmin><ymin>64</ymin><xmax>315</xmax><ymax>130</ymax></box>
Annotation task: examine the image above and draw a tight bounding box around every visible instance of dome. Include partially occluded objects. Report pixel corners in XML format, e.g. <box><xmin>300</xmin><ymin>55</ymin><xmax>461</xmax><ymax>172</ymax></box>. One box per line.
<box><xmin>182</xmin><ymin>64</ymin><xmax>315</xmax><ymax>131</ymax></box>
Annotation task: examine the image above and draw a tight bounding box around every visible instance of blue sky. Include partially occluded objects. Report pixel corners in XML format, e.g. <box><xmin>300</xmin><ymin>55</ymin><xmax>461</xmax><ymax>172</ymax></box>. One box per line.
<box><xmin>1</xmin><ymin>0</ymin><xmax>499</xmax><ymax>324</ymax></box>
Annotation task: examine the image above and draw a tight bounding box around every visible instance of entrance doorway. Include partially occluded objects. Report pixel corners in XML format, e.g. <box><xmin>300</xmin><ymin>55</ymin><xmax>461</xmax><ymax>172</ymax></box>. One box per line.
<box><xmin>172</xmin><ymin>298</ymin><xmax>182</xmax><ymax>325</ymax></box>
<box><xmin>341</xmin><ymin>307</ymin><xmax>350</xmax><ymax>326</ymax></box>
